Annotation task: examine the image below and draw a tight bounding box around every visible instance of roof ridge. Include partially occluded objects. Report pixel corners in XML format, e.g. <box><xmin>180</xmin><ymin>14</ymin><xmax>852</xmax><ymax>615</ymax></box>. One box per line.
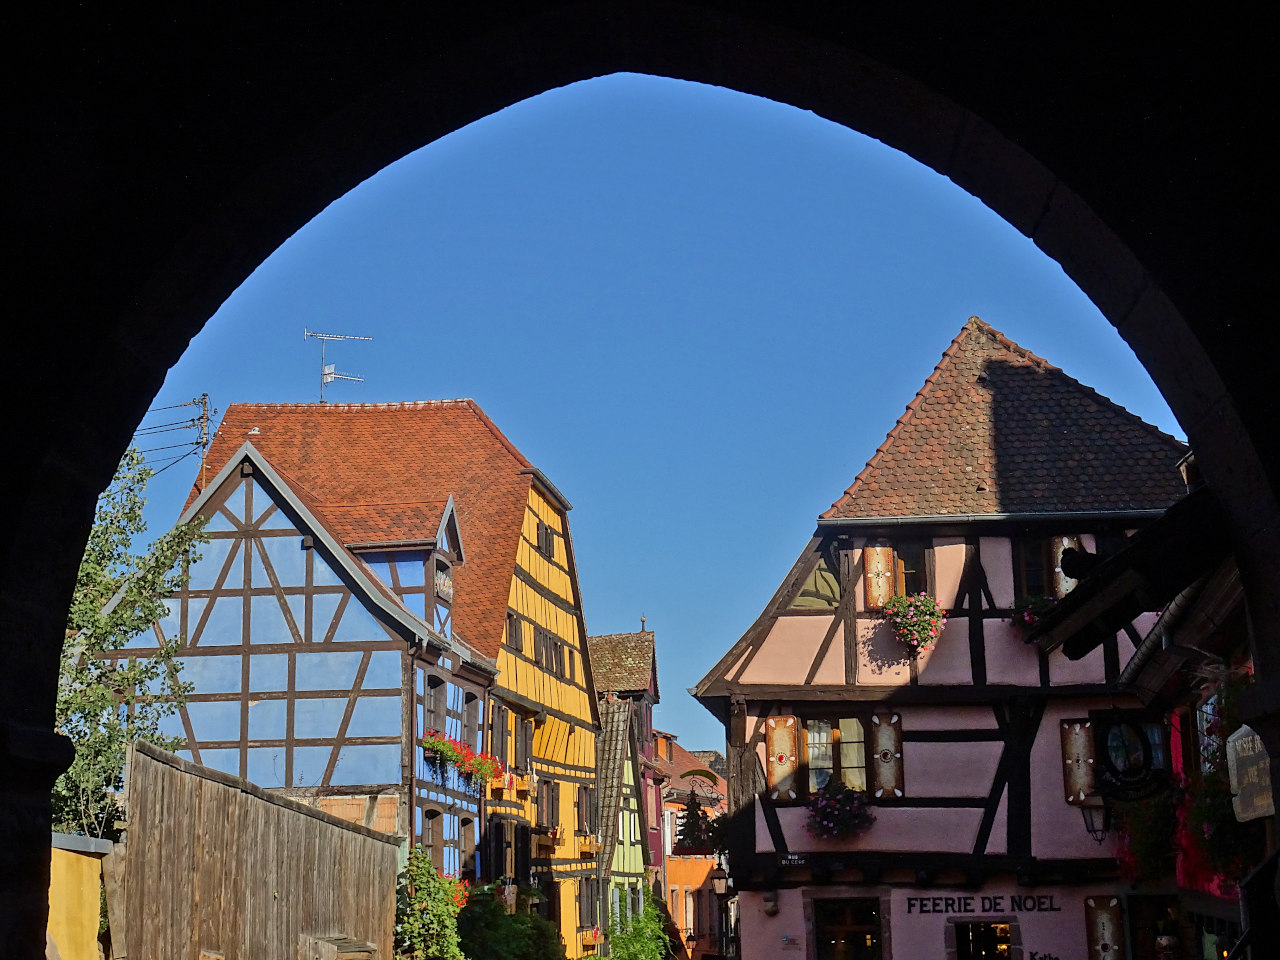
<box><xmin>459</xmin><ymin>398</ymin><xmax>534</xmax><ymax>470</ymax></box>
<box><xmin>226</xmin><ymin>399</ymin><xmax>478</xmax><ymax>410</ymax></box>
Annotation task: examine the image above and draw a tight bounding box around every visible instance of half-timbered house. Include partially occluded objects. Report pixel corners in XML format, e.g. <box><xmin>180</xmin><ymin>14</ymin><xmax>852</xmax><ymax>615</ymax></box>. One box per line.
<box><xmin>117</xmin><ymin>399</ymin><xmax>603</xmax><ymax>955</ymax></box>
<box><xmin>587</xmin><ymin>628</ymin><xmax>663</xmax><ymax>892</ymax></box>
<box><xmin>112</xmin><ymin>411</ymin><xmax>496</xmax><ymax>875</ymax></box>
<box><xmin>1033</xmin><ymin>462</ymin><xmax>1277</xmax><ymax>955</ymax></box>
<box><xmin>694</xmin><ymin>318</ymin><xmax>1189</xmax><ymax>960</ymax></box>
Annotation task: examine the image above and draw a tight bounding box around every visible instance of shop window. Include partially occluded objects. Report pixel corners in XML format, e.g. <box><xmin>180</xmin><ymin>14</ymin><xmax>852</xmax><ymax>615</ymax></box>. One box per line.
<box><xmin>813</xmin><ymin>898</ymin><xmax>881</xmax><ymax>960</ymax></box>
<box><xmin>953</xmin><ymin>921</ymin><xmax>1011</xmax><ymax>960</ymax></box>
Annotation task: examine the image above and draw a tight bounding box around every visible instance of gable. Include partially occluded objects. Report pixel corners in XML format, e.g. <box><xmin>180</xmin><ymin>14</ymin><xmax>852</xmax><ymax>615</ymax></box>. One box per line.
<box><xmin>188</xmin><ymin>401</ymin><xmax>536</xmax><ymax>659</ymax></box>
<box><xmin>823</xmin><ymin>318</ymin><xmax>1187</xmax><ymax>520</ymax></box>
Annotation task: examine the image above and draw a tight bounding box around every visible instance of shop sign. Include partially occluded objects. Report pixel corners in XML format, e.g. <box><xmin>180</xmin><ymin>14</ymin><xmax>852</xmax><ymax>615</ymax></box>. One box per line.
<box><xmin>1227</xmin><ymin>725</ymin><xmax>1275</xmax><ymax>821</ymax></box>
<box><xmin>1092</xmin><ymin>713</ymin><xmax>1169</xmax><ymax>802</ymax></box>
<box><xmin>905</xmin><ymin>894</ymin><xmax>1063</xmax><ymax>914</ymax></box>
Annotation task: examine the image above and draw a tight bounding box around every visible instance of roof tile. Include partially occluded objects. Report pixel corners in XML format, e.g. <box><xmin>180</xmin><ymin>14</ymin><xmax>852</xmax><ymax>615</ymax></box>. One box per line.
<box><xmin>821</xmin><ymin>318</ymin><xmax>1187</xmax><ymax>519</ymax></box>
<box><xmin>189</xmin><ymin>400</ymin><xmax>537</xmax><ymax>659</ymax></box>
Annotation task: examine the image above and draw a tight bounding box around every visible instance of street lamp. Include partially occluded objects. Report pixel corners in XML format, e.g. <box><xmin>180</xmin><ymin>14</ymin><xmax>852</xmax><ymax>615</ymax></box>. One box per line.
<box><xmin>1080</xmin><ymin>799</ymin><xmax>1111</xmax><ymax>844</ymax></box>
<box><xmin>709</xmin><ymin>865</ymin><xmax>729</xmax><ymax>896</ymax></box>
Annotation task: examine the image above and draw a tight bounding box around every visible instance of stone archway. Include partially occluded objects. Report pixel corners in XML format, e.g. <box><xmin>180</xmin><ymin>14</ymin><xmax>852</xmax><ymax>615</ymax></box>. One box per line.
<box><xmin>7</xmin><ymin>3</ymin><xmax>1272</xmax><ymax>950</ymax></box>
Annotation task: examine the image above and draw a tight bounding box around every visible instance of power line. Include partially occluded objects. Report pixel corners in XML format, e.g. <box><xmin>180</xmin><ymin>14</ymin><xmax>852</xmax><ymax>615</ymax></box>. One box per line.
<box><xmin>144</xmin><ymin>398</ymin><xmax>204</xmax><ymax>414</ymax></box>
<box><xmin>137</xmin><ymin>441</ymin><xmax>201</xmax><ymax>454</ymax></box>
<box><xmin>150</xmin><ymin>448</ymin><xmax>201</xmax><ymax>478</ymax></box>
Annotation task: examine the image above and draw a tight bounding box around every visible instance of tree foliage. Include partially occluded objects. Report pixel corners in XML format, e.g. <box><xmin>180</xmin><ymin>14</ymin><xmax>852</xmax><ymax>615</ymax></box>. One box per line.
<box><xmin>53</xmin><ymin>448</ymin><xmax>206</xmax><ymax>838</ymax></box>
<box><xmin>673</xmin><ymin>792</ymin><xmax>713</xmax><ymax>852</ymax></box>
<box><xmin>608</xmin><ymin>885</ymin><xmax>673</xmax><ymax>960</ymax></box>
<box><xmin>456</xmin><ymin>886</ymin><xmax>565</xmax><ymax>960</ymax></box>
<box><xmin>394</xmin><ymin>848</ymin><xmax>467</xmax><ymax>960</ymax></box>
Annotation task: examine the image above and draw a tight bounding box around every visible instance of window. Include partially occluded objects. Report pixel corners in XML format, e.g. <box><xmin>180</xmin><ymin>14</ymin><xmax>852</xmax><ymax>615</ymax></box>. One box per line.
<box><xmin>534</xmin><ymin>627</ymin><xmax>572</xmax><ymax>680</ymax></box>
<box><xmin>805</xmin><ymin>718</ymin><xmax>867</xmax><ymax>793</ymax></box>
<box><xmin>767</xmin><ymin>713</ymin><xmax>900</xmax><ymax>804</ymax></box>
<box><xmin>506</xmin><ymin>611</ymin><xmax>523</xmax><ymax>653</ymax></box>
<box><xmin>577</xmin><ymin>785</ymin><xmax>596</xmax><ymax>834</ymax></box>
<box><xmin>491</xmin><ymin>703</ymin><xmax>510</xmax><ymax>765</ymax></box>
<box><xmin>863</xmin><ymin>541</ymin><xmax>932</xmax><ymax>610</ymax></box>
<box><xmin>954</xmin><ymin>921</ymin><xmax>1011</xmax><ymax>960</ymax></box>
<box><xmin>579</xmin><ymin>876</ymin><xmax>601</xmax><ymax>930</ymax></box>
<box><xmin>537</xmin><ymin>779</ymin><xmax>559</xmax><ymax>828</ymax></box>
<box><xmin>536</xmin><ymin>520</ymin><xmax>556</xmax><ymax>557</ymax></box>
<box><xmin>512</xmin><ymin>716</ymin><xmax>533</xmax><ymax>774</ymax></box>
<box><xmin>814</xmin><ymin>899</ymin><xmax>880</xmax><ymax>960</ymax></box>
<box><xmin>790</xmin><ymin>558</ymin><xmax>841</xmax><ymax>610</ymax></box>
<box><xmin>1013</xmin><ymin>535</ymin><xmax>1085</xmax><ymax>600</ymax></box>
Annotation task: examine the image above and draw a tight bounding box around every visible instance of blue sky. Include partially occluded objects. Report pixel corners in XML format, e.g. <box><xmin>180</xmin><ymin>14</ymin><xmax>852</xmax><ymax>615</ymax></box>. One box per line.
<box><xmin>136</xmin><ymin>73</ymin><xmax>1181</xmax><ymax>751</ymax></box>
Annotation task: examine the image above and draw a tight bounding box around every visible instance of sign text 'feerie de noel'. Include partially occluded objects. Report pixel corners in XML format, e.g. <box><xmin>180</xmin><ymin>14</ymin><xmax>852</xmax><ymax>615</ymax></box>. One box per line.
<box><xmin>904</xmin><ymin>894</ymin><xmax>1063</xmax><ymax>915</ymax></box>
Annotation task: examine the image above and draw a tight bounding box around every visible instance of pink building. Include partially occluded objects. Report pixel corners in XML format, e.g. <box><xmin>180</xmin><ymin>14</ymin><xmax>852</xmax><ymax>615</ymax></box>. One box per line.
<box><xmin>694</xmin><ymin>319</ymin><xmax>1188</xmax><ymax>960</ymax></box>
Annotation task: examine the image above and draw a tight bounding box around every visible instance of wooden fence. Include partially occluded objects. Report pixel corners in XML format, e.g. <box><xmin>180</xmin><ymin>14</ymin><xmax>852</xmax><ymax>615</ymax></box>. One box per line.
<box><xmin>110</xmin><ymin>741</ymin><xmax>398</xmax><ymax>959</ymax></box>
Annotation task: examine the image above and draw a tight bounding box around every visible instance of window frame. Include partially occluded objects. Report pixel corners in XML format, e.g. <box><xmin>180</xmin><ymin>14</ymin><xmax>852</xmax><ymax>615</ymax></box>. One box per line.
<box><xmin>863</xmin><ymin>540</ymin><xmax>934</xmax><ymax>611</ymax></box>
<box><xmin>800</xmin><ymin>713</ymin><xmax>870</xmax><ymax>798</ymax></box>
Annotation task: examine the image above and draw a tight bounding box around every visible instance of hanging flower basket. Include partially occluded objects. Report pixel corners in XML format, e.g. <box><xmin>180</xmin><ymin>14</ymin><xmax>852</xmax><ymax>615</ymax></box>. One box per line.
<box><xmin>1010</xmin><ymin>595</ymin><xmax>1057</xmax><ymax>640</ymax></box>
<box><xmin>420</xmin><ymin>730</ymin><xmax>504</xmax><ymax>783</ymax></box>
<box><xmin>881</xmin><ymin>592</ymin><xmax>947</xmax><ymax>657</ymax></box>
<box><xmin>805</xmin><ymin>781</ymin><xmax>876</xmax><ymax>840</ymax></box>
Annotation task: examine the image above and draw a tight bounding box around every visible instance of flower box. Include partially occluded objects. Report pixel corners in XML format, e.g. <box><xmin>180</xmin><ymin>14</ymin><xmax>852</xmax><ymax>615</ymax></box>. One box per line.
<box><xmin>578</xmin><ymin>834</ymin><xmax>601</xmax><ymax>856</ymax></box>
<box><xmin>534</xmin><ymin>826</ymin><xmax>564</xmax><ymax>848</ymax></box>
<box><xmin>581</xmin><ymin>926</ymin><xmax>604</xmax><ymax>947</ymax></box>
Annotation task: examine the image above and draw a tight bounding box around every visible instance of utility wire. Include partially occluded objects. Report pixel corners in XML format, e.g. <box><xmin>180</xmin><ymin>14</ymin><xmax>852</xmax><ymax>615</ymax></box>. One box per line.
<box><xmin>145</xmin><ymin>398</ymin><xmax>203</xmax><ymax>414</ymax></box>
<box><xmin>137</xmin><ymin>441</ymin><xmax>201</xmax><ymax>454</ymax></box>
<box><xmin>150</xmin><ymin>448</ymin><xmax>201</xmax><ymax>478</ymax></box>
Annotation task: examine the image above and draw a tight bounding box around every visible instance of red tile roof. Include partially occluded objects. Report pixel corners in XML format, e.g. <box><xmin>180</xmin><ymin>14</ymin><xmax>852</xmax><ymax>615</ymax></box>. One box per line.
<box><xmin>586</xmin><ymin>630</ymin><xmax>656</xmax><ymax>696</ymax></box>
<box><xmin>189</xmin><ymin>400</ymin><xmax>537</xmax><ymax>659</ymax></box>
<box><xmin>822</xmin><ymin>318</ymin><xmax>1188</xmax><ymax>520</ymax></box>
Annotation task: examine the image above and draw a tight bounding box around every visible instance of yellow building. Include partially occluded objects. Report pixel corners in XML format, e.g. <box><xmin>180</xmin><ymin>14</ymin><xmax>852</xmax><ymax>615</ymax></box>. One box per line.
<box><xmin>48</xmin><ymin>834</ymin><xmax>112</xmax><ymax>960</ymax></box>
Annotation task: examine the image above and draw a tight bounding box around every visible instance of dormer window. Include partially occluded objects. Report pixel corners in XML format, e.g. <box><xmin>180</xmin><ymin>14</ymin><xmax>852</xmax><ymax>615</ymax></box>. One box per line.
<box><xmin>433</xmin><ymin>556</ymin><xmax>453</xmax><ymax>638</ymax></box>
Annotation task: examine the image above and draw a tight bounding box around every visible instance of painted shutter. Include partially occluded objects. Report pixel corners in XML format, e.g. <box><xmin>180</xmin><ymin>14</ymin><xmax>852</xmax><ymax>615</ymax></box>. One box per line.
<box><xmin>1084</xmin><ymin>897</ymin><xmax>1126</xmax><ymax>960</ymax></box>
<box><xmin>870</xmin><ymin>713</ymin><xmax>904</xmax><ymax>799</ymax></box>
<box><xmin>764</xmin><ymin>716</ymin><xmax>800</xmax><ymax>802</ymax></box>
<box><xmin>1060</xmin><ymin>718</ymin><xmax>1097</xmax><ymax>804</ymax></box>
<box><xmin>863</xmin><ymin>546</ymin><xmax>895</xmax><ymax>611</ymax></box>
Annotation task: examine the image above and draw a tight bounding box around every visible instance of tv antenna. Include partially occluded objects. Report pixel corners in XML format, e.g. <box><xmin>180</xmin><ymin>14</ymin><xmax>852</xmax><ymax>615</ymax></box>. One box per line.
<box><xmin>304</xmin><ymin>328</ymin><xmax>373</xmax><ymax>402</ymax></box>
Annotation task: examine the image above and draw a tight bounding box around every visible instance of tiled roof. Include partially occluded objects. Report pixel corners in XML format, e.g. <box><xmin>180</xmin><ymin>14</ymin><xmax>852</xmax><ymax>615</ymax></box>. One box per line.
<box><xmin>586</xmin><ymin>630</ymin><xmax>655</xmax><ymax>695</ymax></box>
<box><xmin>595</xmin><ymin>696</ymin><xmax>633</xmax><ymax>871</ymax></box>
<box><xmin>188</xmin><ymin>400</ymin><xmax>537</xmax><ymax>659</ymax></box>
<box><xmin>822</xmin><ymin>318</ymin><xmax>1188</xmax><ymax>520</ymax></box>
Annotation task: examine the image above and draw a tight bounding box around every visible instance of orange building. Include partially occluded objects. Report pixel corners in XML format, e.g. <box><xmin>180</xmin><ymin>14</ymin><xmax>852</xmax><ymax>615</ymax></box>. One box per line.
<box><xmin>655</xmin><ymin>731</ymin><xmax>731</xmax><ymax>960</ymax></box>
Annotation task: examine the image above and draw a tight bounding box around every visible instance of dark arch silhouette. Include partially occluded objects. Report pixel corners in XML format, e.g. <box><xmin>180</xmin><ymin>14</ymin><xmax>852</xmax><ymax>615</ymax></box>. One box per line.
<box><xmin>7</xmin><ymin>3</ymin><xmax>1273</xmax><ymax>948</ymax></box>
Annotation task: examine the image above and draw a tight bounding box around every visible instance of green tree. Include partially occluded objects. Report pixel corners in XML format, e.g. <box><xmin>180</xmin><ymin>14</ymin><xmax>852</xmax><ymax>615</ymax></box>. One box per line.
<box><xmin>457</xmin><ymin>887</ymin><xmax>565</xmax><ymax>960</ymax></box>
<box><xmin>608</xmin><ymin>886</ymin><xmax>672</xmax><ymax>960</ymax></box>
<box><xmin>395</xmin><ymin>848</ymin><xmax>467</xmax><ymax>960</ymax></box>
<box><xmin>674</xmin><ymin>792</ymin><xmax>713</xmax><ymax>852</ymax></box>
<box><xmin>53</xmin><ymin>447</ymin><xmax>206</xmax><ymax>838</ymax></box>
